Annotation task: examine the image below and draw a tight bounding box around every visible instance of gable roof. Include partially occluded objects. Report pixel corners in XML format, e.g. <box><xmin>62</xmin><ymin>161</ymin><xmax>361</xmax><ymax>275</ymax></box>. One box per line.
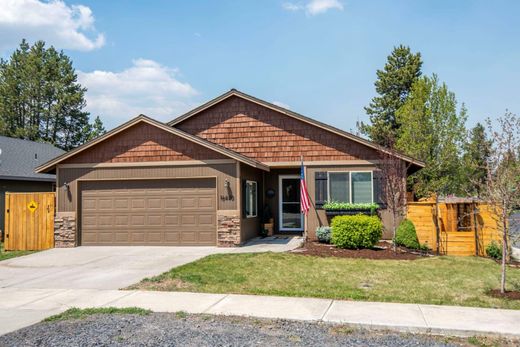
<box><xmin>0</xmin><ymin>136</ymin><xmax>64</xmax><ymax>181</ymax></box>
<box><xmin>168</xmin><ymin>89</ymin><xmax>425</xmax><ymax>169</ymax></box>
<box><xmin>36</xmin><ymin>115</ymin><xmax>270</xmax><ymax>173</ymax></box>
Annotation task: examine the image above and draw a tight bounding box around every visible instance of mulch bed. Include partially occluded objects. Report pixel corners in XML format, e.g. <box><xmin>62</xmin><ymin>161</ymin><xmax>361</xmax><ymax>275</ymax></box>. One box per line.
<box><xmin>291</xmin><ymin>241</ymin><xmax>429</xmax><ymax>260</ymax></box>
<box><xmin>487</xmin><ymin>289</ymin><xmax>520</xmax><ymax>300</ymax></box>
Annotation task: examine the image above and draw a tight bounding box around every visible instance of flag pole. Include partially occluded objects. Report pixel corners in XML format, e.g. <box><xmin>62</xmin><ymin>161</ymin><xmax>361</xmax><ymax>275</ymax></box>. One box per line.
<box><xmin>301</xmin><ymin>154</ymin><xmax>307</xmax><ymax>239</ymax></box>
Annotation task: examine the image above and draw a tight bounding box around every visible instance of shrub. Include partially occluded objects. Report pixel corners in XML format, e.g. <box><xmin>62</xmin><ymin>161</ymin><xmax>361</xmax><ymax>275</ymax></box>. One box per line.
<box><xmin>486</xmin><ymin>241</ymin><xmax>502</xmax><ymax>260</ymax></box>
<box><xmin>331</xmin><ymin>215</ymin><xmax>382</xmax><ymax>249</ymax></box>
<box><xmin>316</xmin><ymin>226</ymin><xmax>332</xmax><ymax>243</ymax></box>
<box><xmin>322</xmin><ymin>202</ymin><xmax>379</xmax><ymax>213</ymax></box>
<box><xmin>395</xmin><ymin>219</ymin><xmax>421</xmax><ymax>250</ymax></box>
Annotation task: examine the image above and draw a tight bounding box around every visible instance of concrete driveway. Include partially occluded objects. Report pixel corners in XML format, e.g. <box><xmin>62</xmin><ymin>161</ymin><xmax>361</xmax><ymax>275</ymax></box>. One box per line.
<box><xmin>0</xmin><ymin>246</ymin><xmax>223</xmax><ymax>290</ymax></box>
<box><xmin>0</xmin><ymin>236</ymin><xmax>302</xmax><ymax>290</ymax></box>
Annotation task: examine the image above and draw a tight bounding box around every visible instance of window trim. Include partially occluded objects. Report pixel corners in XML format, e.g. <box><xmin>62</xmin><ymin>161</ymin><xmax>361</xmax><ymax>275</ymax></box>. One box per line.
<box><xmin>245</xmin><ymin>180</ymin><xmax>257</xmax><ymax>218</ymax></box>
<box><xmin>327</xmin><ymin>170</ymin><xmax>374</xmax><ymax>204</ymax></box>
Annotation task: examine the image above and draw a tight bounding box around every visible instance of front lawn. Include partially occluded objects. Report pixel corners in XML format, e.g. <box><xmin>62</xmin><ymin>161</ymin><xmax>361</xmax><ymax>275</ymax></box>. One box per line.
<box><xmin>0</xmin><ymin>242</ymin><xmax>36</xmax><ymax>261</ymax></box>
<box><xmin>131</xmin><ymin>252</ymin><xmax>520</xmax><ymax>310</ymax></box>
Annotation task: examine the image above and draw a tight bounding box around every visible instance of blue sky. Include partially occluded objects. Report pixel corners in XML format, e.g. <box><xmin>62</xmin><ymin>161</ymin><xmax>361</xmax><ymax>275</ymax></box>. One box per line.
<box><xmin>1</xmin><ymin>0</ymin><xmax>519</xmax><ymax>132</ymax></box>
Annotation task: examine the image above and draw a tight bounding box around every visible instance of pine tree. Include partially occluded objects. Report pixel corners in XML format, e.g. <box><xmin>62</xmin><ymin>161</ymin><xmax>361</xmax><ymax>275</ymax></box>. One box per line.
<box><xmin>86</xmin><ymin>116</ymin><xmax>107</xmax><ymax>141</ymax></box>
<box><xmin>0</xmin><ymin>40</ymin><xmax>102</xmax><ymax>150</ymax></box>
<box><xmin>359</xmin><ymin>45</ymin><xmax>422</xmax><ymax>146</ymax></box>
<box><xmin>462</xmin><ymin>123</ymin><xmax>492</xmax><ymax>196</ymax></box>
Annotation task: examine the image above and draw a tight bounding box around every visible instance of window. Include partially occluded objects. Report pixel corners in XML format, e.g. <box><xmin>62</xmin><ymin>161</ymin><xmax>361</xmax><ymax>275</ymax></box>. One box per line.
<box><xmin>351</xmin><ymin>172</ymin><xmax>373</xmax><ymax>204</ymax></box>
<box><xmin>245</xmin><ymin>180</ymin><xmax>257</xmax><ymax>218</ymax></box>
<box><xmin>328</xmin><ymin>171</ymin><xmax>373</xmax><ymax>204</ymax></box>
<box><xmin>329</xmin><ymin>172</ymin><xmax>349</xmax><ymax>202</ymax></box>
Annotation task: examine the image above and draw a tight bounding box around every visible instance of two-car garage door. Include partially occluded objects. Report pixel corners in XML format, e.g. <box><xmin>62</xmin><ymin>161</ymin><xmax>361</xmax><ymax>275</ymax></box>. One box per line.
<box><xmin>80</xmin><ymin>178</ymin><xmax>216</xmax><ymax>246</ymax></box>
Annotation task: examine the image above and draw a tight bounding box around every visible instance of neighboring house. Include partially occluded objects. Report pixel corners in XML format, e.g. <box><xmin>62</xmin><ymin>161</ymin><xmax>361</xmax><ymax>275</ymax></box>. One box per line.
<box><xmin>0</xmin><ymin>136</ymin><xmax>64</xmax><ymax>237</ymax></box>
<box><xmin>37</xmin><ymin>89</ymin><xmax>424</xmax><ymax>247</ymax></box>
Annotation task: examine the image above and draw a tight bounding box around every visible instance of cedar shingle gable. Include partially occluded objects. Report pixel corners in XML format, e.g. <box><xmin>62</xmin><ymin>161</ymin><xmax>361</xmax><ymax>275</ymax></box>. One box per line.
<box><xmin>176</xmin><ymin>95</ymin><xmax>380</xmax><ymax>163</ymax></box>
<box><xmin>63</xmin><ymin>122</ymin><xmax>227</xmax><ymax>164</ymax></box>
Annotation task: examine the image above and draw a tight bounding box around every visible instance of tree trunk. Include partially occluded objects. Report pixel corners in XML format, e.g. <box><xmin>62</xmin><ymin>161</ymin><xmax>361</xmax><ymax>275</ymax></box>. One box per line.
<box><xmin>392</xmin><ymin>211</ymin><xmax>397</xmax><ymax>253</ymax></box>
<box><xmin>501</xmin><ymin>210</ymin><xmax>508</xmax><ymax>294</ymax></box>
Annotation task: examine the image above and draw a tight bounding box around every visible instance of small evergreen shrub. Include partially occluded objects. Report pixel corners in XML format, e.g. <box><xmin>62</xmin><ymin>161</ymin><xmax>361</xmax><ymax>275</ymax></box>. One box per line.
<box><xmin>395</xmin><ymin>219</ymin><xmax>421</xmax><ymax>250</ymax></box>
<box><xmin>322</xmin><ymin>202</ymin><xmax>379</xmax><ymax>213</ymax></box>
<box><xmin>331</xmin><ymin>215</ymin><xmax>382</xmax><ymax>249</ymax></box>
<box><xmin>316</xmin><ymin>226</ymin><xmax>332</xmax><ymax>243</ymax></box>
<box><xmin>486</xmin><ymin>241</ymin><xmax>502</xmax><ymax>260</ymax></box>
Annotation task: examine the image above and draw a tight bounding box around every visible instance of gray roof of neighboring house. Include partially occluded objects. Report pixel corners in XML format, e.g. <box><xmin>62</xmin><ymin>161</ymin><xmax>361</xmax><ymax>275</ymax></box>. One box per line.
<box><xmin>0</xmin><ymin>136</ymin><xmax>65</xmax><ymax>182</ymax></box>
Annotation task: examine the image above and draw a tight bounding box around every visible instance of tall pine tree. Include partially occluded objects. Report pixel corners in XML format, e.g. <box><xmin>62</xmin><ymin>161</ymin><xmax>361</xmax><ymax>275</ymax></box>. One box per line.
<box><xmin>0</xmin><ymin>40</ymin><xmax>103</xmax><ymax>150</ymax></box>
<box><xmin>359</xmin><ymin>45</ymin><xmax>422</xmax><ymax>146</ymax></box>
<box><xmin>461</xmin><ymin>123</ymin><xmax>491</xmax><ymax>196</ymax></box>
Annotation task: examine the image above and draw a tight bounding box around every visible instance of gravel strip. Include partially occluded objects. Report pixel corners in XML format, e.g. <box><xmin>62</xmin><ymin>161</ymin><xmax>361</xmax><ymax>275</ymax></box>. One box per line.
<box><xmin>0</xmin><ymin>312</ymin><xmax>485</xmax><ymax>347</ymax></box>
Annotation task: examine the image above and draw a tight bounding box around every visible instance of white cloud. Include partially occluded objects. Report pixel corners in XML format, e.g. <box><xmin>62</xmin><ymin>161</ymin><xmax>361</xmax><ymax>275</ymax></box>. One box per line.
<box><xmin>282</xmin><ymin>2</ymin><xmax>302</xmax><ymax>11</ymax></box>
<box><xmin>78</xmin><ymin>59</ymin><xmax>198</xmax><ymax>128</ymax></box>
<box><xmin>0</xmin><ymin>0</ymin><xmax>105</xmax><ymax>52</ymax></box>
<box><xmin>282</xmin><ymin>0</ymin><xmax>343</xmax><ymax>16</ymax></box>
<box><xmin>273</xmin><ymin>101</ymin><xmax>291</xmax><ymax>109</ymax></box>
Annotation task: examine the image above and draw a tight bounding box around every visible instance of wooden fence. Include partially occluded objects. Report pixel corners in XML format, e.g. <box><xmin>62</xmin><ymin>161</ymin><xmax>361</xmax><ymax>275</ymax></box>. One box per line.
<box><xmin>407</xmin><ymin>201</ymin><xmax>501</xmax><ymax>256</ymax></box>
<box><xmin>4</xmin><ymin>192</ymin><xmax>55</xmax><ymax>251</ymax></box>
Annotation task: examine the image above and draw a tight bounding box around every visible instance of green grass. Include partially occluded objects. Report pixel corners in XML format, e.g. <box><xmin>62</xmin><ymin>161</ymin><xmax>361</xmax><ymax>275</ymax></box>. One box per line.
<box><xmin>131</xmin><ymin>252</ymin><xmax>520</xmax><ymax>310</ymax></box>
<box><xmin>0</xmin><ymin>242</ymin><xmax>36</xmax><ymax>261</ymax></box>
<box><xmin>43</xmin><ymin>307</ymin><xmax>151</xmax><ymax>322</ymax></box>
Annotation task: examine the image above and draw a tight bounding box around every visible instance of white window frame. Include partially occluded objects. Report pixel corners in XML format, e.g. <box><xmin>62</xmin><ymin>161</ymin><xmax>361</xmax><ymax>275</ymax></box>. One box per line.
<box><xmin>327</xmin><ymin>170</ymin><xmax>373</xmax><ymax>204</ymax></box>
<box><xmin>245</xmin><ymin>180</ymin><xmax>257</xmax><ymax>218</ymax></box>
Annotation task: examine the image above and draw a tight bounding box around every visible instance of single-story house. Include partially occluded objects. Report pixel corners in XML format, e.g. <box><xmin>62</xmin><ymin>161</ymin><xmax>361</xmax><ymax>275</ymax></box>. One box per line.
<box><xmin>36</xmin><ymin>89</ymin><xmax>424</xmax><ymax>247</ymax></box>
<box><xmin>0</xmin><ymin>136</ymin><xmax>64</xmax><ymax>237</ymax></box>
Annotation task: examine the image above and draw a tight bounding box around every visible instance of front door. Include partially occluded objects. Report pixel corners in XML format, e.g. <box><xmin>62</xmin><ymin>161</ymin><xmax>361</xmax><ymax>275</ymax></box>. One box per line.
<box><xmin>279</xmin><ymin>175</ymin><xmax>303</xmax><ymax>231</ymax></box>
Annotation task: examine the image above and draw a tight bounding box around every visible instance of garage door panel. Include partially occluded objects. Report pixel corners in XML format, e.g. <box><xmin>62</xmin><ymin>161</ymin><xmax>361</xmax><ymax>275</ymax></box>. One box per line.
<box><xmin>164</xmin><ymin>198</ymin><xmax>179</xmax><ymax>209</ymax></box>
<box><xmin>81</xmin><ymin>179</ymin><xmax>216</xmax><ymax>246</ymax></box>
<box><xmin>147</xmin><ymin>198</ymin><xmax>162</xmax><ymax>209</ymax></box>
<box><xmin>132</xmin><ymin>199</ymin><xmax>145</xmax><ymax>209</ymax></box>
<box><xmin>131</xmin><ymin>215</ymin><xmax>146</xmax><ymax>226</ymax></box>
<box><xmin>181</xmin><ymin>198</ymin><xmax>196</xmax><ymax>209</ymax></box>
<box><xmin>147</xmin><ymin>215</ymin><xmax>162</xmax><ymax>226</ymax></box>
<box><xmin>164</xmin><ymin>232</ymin><xmax>180</xmax><ymax>242</ymax></box>
<box><xmin>115</xmin><ymin>232</ymin><xmax>129</xmax><ymax>242</ymax></box>
<box><xmin>114</xmin><ymin>199</ymin><xmax>129</xmax><ymax>209</ymax></box>
<box><xmin>164</xmin><ymin>215</ymin><xmax>180</xmax><ymax>226</ymax></box>
<box><xmin>199</xmin><ymin>214</ymin><xmax>215</xmax><ymax>226</ymax></box>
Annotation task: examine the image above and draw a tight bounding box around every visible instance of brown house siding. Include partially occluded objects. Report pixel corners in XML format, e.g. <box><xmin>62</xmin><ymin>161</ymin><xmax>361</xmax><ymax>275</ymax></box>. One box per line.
<box><xmin>57</xmin><ymin>164</ymin><xmax>238</xmax><ymax>212</ymax></box>
<box><xmin>239</xmin><ymin>163</ymin><xmax>264</xmax><ymax>241</ymax></box>
<box><xmin>65</xmin><ymin>122</ymin><xmax>226</xmax><ymax>164</ymax></box>
<box><xmin>176</xmin><ymin>96</ymin><xmax>380</xmax><ymax>163</ymax></box>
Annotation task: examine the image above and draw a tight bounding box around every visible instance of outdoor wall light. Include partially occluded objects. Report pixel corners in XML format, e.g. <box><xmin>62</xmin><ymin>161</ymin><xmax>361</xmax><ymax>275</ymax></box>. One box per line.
<box><xmin>63</xmin><ymin>182</ymin><xmax>70</xmax><ymax>191</ymax></box>
<box><xmin>224</xmin><ymin>179</ymin><xmax>230</xmax><ymax>189</ymax></box>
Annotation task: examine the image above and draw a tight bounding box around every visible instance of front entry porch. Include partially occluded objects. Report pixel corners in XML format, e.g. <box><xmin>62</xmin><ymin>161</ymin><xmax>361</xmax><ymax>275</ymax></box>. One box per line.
<box><xmin>262</xmin><ymin>169</ymin><xmax>305</xmax><ymax>236</ymax></box>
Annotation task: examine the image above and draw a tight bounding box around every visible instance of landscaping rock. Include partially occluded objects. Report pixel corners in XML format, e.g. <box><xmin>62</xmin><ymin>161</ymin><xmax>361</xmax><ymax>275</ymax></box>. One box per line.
<box><xmin>0</xmin><ymin>312</ymin><xmax>465</xmax><ymax>347</ymax></box>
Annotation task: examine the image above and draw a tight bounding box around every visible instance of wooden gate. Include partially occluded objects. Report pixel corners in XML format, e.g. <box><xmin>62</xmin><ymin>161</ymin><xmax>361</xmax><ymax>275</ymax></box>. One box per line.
<box><xmin>4</xmin><ymin>192</ymin><xmax>55</xmax><ymax>251</ymax></box>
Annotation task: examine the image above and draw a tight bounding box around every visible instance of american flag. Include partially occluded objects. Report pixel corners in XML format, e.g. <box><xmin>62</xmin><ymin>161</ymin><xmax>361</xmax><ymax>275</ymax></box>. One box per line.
<box><xmin>300</xmin><ymin>157</ymin><xmax>311</xmax><ymax>215</ymax></box>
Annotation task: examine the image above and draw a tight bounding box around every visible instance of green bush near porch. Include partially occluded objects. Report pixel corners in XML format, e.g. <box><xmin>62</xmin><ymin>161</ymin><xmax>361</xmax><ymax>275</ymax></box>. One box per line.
<box><xmin>331</xmin><ymin>215</ymin><xmax>382</xmax><ymax>249</ymax></box>
<box><xmin>395</xmin><ymin>219</ymin><xmax>421</xmax><ymax>250</ymax></box>
<box><xmin>316</xmin><ymin>226</ymin><xmax>332</xmax><ymax>243</ymax></box>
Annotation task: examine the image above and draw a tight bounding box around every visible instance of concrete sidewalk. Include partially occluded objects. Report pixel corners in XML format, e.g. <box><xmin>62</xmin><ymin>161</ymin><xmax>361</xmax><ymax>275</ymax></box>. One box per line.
<box><xmin>3</xmin><ymin>288</ymin><xmax>520</xmax><ymax>338</ymax></box>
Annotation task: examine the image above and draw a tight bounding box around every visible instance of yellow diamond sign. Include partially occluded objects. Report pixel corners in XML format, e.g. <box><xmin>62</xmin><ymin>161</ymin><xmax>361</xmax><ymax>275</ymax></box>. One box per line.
<box><xmin>27</xmin><ymin>201</ymin><xmax>38</xmax><ymax>213</ymax></box>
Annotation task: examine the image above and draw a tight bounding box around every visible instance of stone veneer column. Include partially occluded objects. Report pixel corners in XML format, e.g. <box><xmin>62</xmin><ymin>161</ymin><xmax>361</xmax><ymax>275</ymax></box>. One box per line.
<box><xmin>217</xmin><ymin>211</ymin><xmax>241</xmax><ymax>247</ymax></box>
<box><xmin>54</xmin><ymin>212</ymin><xmax>76</xmax><ymax>247</ymax></box>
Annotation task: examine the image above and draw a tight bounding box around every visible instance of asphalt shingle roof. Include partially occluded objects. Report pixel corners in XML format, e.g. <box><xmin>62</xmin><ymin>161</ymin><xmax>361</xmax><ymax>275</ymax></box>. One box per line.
<box><xmin>0</xmin><ymin>136</ymin><xmax>64</xmax><ymax>181</ymax></box>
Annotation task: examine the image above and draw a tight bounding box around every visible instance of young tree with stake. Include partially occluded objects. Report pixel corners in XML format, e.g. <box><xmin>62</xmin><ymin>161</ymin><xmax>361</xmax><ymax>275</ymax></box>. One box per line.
<box><xmin>481</xmin><ymin>112</ymin><xmax>520</xmax><ymax>293</ymax></box>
